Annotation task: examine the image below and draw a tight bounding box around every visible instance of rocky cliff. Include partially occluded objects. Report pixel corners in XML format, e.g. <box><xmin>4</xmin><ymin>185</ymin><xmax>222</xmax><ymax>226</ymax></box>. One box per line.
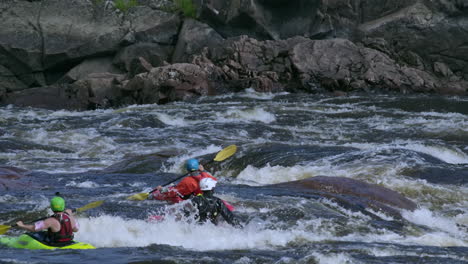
<box><xmin>0</xmin><ymin>0</ymin><xmax>466</xmax><ymax>110</ymax></box>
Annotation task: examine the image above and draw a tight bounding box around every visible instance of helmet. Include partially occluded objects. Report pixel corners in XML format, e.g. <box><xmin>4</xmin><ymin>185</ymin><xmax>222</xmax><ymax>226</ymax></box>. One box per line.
<box><xmin>186</xmin><ymin>158</ymin><xmax>199</xmax><ymax>172</ymax></box>
<box><xmin>50</xmin><ymin>196</ymin><xmax>65</xmax><ymax>212</ymax></box>
<box><xmin>199</xmin><ymin>178</ymin><xmax>217</xmax><ymax>191</ymax></box>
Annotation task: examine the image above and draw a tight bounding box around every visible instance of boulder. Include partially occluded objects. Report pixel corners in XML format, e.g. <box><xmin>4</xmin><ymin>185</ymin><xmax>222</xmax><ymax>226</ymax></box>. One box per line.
<box><xmin>71</xmin><ymin>72</ymin><xmax>126</xmax><ymax>109</ymax></box>
<box><xmin>113</xmin><ymin>42</ymin><xmax>172</xmax><ymax>74</ymax></box>
<box><xmin>124</xmin><ymin>63</ymin><xmax>212</xmax><ymax>104</ymax></box>
<box><xmin>290</xmin><ymin>38</ymin><xmax>446</xmax><ymax>93</ymax></box>
<box><xmin>0</xmin><ymin>166</ymin><xmax>32</xmax><ymax>191</ymax></box>
<box><xmin>0</xmin><ymin>65</ymin><xmax>28</xmax><ymax>92</ymax></box>
<box><xmin>128</xmin><ymin>7</ymin><xmax>181</xmax><ymax>45</ymax></box>
<box><xmin>359</xmin><ymin>1</ymin><xmax>468</xmax><ymax>81</ymax></box>
<box><xmin>172</xmin><ymin>18</ymin><xmax>224</xmax><ymax>63</ymax></box>
<box><xmin>1</xmin><ymin>83</ymin><xmax>89</xmax><ymax>110</ymax></box>
<box><xmin>61</xmin><ymin>57</ymin><xmax>123</xmax><ymax>83</ymax></box>
<box><xmin>267</xmin><ymin>176</ymin><xmax>417</xmax><ymax>218</ymax></box>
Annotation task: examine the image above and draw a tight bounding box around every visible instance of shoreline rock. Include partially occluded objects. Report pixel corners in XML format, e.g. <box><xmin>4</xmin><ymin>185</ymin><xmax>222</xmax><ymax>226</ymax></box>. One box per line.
<box><xmin>0</xmin><ymin>0</ymin><xmax>466</xmax><ymax>110</ymax></box>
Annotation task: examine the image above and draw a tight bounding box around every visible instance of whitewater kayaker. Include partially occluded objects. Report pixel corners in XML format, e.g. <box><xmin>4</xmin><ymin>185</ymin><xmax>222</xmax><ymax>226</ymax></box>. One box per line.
<box><xmin>148</xmin><ymin>158</ymin><xmax>218</xmax><ymax>203</ymax></box>
<box><xmin>186</xmin><ymin>178</ymin><xmax>242</xmax><ymax>228</ymax></box>
<box><xmin>16</xmin><ymin>196</ymin><xmax>79</xmax><ymax>246</ymax></box>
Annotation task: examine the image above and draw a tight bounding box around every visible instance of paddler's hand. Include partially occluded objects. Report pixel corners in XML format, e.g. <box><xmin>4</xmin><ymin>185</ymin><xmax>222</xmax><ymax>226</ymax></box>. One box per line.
<box><xmin>156</xmin><ymin>185</ymin><xmax>171</xmax><ymax>193</ymax></box>
<box><xmin>16</xmin><ymin>221</ymin><xmax>25</xmax><ymax>227</ymax></box>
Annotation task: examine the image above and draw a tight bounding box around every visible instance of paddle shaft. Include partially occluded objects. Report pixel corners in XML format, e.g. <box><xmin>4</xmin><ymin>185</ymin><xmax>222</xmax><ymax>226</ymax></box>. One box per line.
<box><xmin>9</xmin><ymin>205</ymin><xmax>86</xmax><ymax>227</ymax></box>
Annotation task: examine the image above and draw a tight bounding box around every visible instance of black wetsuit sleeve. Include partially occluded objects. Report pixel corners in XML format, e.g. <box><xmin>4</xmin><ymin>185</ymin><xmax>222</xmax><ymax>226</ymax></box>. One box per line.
<box><xmin>217</xmin><ymin>199</ymin><xmax>243</xmax><ymax>228</ymax></box>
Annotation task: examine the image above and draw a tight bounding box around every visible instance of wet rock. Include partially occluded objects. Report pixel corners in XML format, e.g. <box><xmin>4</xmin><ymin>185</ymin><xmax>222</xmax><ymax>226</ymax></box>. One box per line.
<box><xmin>0</xmin><ymin>166</ymin><xmax>31</xmax><ymax>191</ymax></box>
<box><xmin>268</xmin><ymin>176</ymin><xmax>417</xmax><ymax>217</ymax></box>
<box><xmin>402</xmin><ymin>166</ymin><xmax>468</xmax><ymax>185</ymax></box>
<box><xmin>71</xmin><ymin>72</ymin><xmax>126</xmax><ymax>109</ymax></box>
<box><xmin>102</xmin><ymin>149</ymin><xmax>182</xmax><ymax>174</ymax></box>
<box><xmin>1</xmin><ymin>83</ymin><xmax>89</xmax><ymax>110</ymax></box>
<box><xmin>0</xmin><ymin>138</ymin><xmax>73</xmax><ymax>153</ymax></box>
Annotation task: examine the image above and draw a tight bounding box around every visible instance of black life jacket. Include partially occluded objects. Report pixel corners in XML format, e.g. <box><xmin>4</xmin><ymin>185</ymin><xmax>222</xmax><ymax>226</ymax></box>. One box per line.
<box><xmin>192</xmin><ymin>194</ymin><xmax>221</xmax><ymax>224</ymax></box>
<box><xmin>47</xmin><ymin>212</ymin><xmax>74</xmax><ymax>243</ymax></box>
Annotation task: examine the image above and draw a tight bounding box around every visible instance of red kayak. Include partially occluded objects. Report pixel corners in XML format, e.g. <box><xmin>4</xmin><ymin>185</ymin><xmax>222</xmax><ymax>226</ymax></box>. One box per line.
<box><xmin>150</xmin><ymin>189</ymin><xmax>235</xmax><ymax>211</ymax></box>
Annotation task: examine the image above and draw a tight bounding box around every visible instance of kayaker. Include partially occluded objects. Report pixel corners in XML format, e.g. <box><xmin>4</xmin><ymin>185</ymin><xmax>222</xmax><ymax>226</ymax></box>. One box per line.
<box><xmin>149</xmin><ymin>158</ymin><xmax>218</xmax><ymax>202</ymax></box>
<box><xmin>186</xmin><ymin>178</ymin><xmax>242</xmax><ymax>228</ymax></box>
<box><xmin>16</xmin><ymin>196</ymin><xmax>79</xmax><ymax>246</ymax></box>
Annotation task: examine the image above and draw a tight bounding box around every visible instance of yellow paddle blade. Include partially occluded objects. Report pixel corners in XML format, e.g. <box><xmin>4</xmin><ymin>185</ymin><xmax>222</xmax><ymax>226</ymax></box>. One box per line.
<box><xmin>127</xmin><ymin>192</ymin><xmax>149</xmax><ymax>201</ymax></box>
<box><xmin>75</xmin><ymin>200</ymin><xmax>104</xmax><ymax>213</ymax></box>
<box><xmin>214</xmin><ymin>145</ymin><xmax>237</xmax><ymax>161</ymax></box>
<box><xmin>0</xmin><ymin>225</ymin><xmax>12</xmax><ymax>235</ymax></box>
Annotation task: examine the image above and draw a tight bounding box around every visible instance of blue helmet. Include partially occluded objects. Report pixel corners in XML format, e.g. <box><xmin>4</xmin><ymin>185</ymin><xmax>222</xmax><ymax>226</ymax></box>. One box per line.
<box><xmin>186</xmin><ymin>158</ymin><xmax>199</xmax><ymax>171</ymax></box>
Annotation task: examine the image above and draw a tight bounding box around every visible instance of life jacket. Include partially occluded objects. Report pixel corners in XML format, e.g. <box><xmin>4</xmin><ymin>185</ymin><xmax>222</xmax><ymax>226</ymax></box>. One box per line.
<box><xmin>192</xmin><ymin>194</ymin><xmax>221</xmax><ymax>224</ymax></box>
<box><xmin>47</xmin><ymin>212</ymin><xmax>74</xmax><ymax>244</ymax></box>
<box><xmin>183</xmin><ymin>171</ymin><xmax>217</xmax><ymax>199</ymax></box>
<box><xmin>150</xmin><ymin>171</ymin><xmax>218</xmax><ymax>203</ymax></box>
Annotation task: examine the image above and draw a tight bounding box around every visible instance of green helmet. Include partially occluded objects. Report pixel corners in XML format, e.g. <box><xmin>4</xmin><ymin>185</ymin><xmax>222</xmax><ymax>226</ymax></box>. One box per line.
<box><xmin>50</xmin><ymin>196</ymin><xmax>65</xmax><ymax>212</ymax></box>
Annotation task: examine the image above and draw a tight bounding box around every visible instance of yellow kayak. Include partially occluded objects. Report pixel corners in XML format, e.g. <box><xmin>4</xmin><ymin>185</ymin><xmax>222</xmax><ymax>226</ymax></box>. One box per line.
<box><xmin>0</xmin><ymin>234</ymin><xmax>95</xmax><ymax>250</ymax></box>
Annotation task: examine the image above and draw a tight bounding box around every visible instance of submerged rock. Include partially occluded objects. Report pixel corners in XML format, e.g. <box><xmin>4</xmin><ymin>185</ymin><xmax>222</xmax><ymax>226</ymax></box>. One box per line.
<box><xmin>267</xmin><ymin>176</ymin><xmax>417</xmax><ymax>218</ymax></box>
<box><xmin>0</xmin><ymin>166</ymin><xmax>32</xmax><ymax>191</ymax></box>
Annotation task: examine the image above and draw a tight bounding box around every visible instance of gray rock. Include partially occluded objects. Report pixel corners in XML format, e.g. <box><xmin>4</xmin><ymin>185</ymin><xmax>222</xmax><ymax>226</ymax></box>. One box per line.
<box><xmin>129</xmin><ymin>7</ymin><xmax>181</xmax><ymax>45</ymax></box>
<box><xmin>124</xmin><ymin>63</ymin><xmax>212</xmax><ymax>104</ymax></box>
<box><xmin>0</xmin><ymin>65</ymin><xmax>28</xmax><ymax>91</ymax></box>
<box><xmin>1</xmin><ymin>83</ymin><xmax>89</xmax><ymax>110</ymax></box>
<box><xmin>172</xmin><ymin>18</ymin><xmax>224</xmax><ymax>63</ymax></box>
<box><xmin>61</xmin><ymin>57</ymin><xmax>123</xmax><ymax>83</ymax></box>
<box><xmin>268</xmin><ymin>176</ymin><xmax>417</xmax><ymax>217</ymax></box>
<box><xmin>359</xmin><ymin>2</ymin><xmax>468</xmax><ymax>81</ymax></box>
<box><xmin>113</xmin><ymin>42</ymin><xmax>172</xmax><ymax>73</ymax></box>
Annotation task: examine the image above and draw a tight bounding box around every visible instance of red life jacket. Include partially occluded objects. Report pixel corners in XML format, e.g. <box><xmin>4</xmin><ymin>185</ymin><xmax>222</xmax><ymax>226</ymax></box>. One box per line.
<box><xmin>150</xmin><ymin>171</ymin><xmax>217</xmax><ymax>203</ymax></box>
<box><xmin>47</xmin><ymin>213</ymin><xmax>74</xmax><ymax>243</ymax></box>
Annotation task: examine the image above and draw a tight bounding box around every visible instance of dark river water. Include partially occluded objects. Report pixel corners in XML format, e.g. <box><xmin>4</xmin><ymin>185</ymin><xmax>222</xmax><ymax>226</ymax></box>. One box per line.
<box><xmin>0</xmin><ymin>90</ymin><xmax>467</xmax><ymax>263</ymax></box>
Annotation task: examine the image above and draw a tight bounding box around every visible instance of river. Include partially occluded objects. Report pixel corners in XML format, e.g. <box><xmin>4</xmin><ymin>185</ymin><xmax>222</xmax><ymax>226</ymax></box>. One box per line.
<box><xmin>0</xmin><ymin>89</ymin><xmax>467</xmax><ymax>263</ymax></box>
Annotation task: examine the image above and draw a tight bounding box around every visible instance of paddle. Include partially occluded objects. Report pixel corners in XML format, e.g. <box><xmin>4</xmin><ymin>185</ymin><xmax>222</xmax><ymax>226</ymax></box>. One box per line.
<box><xmin>127</xmin><ymin>144</ymin><xmax>237</xmax><ymax>201</ymax></box>
<box><xmin>0</xmin><ymin>200</ymin><xmax>104</xmax><ymax>235</ymax></box>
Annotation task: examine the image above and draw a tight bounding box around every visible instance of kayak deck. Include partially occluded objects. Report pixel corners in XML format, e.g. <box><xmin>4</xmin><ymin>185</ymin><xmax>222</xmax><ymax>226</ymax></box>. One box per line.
<box><xmin>0</xmin><ymin>234</ymin><xmax>95</xmax><ymax>250</ymax></box>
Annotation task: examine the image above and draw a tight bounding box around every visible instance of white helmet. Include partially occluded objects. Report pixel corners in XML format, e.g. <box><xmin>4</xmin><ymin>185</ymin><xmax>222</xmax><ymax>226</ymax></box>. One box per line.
<box><xmin>199</xmin><ymin>178</ymin><xmax>217</xmax><ymax>191</ymax></box>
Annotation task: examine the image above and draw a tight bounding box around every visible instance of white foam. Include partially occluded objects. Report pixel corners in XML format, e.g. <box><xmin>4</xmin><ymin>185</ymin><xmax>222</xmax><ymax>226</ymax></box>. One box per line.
<box><xmin>75</xmin><ymin>214</ymin><xmax>302</xmax><ymax>250</ymax></box>
<box><xmin>235</xmin><ymin>164</ymin><xmax>315</xmax><ymax>185</ymax></box>
<box><xmin>344</xmin><ymin>140</ymin><xmax>468</xmax><ymax>164</ymax></box>
<box><xmin>309</xmin><ymin>252</ymin><xmax>356</xmax><ymax>264</ymax></box>
<box><xmin>70</xmin><ymin>198</ymin><xmax>468</xmax><ymax>250</ymax></box>
<box><xmin>155</xmin><ymin>113</ymin><xmax>188</xmax><ymax>126</ymax></box>
<box><xmin>402</xmin><ymin>208</ymin><xmax>464</xmax><ymax>235</ymax></box>
<box><xmin>164</xmin><ymin>144</ymin><xmax>223</xmax><ymax>174</ymax></box>
<box><xmin>216</xmin><ymin>108</ymin><xmax>276</xmax><ymax>124</ymax></box>
<box><xmin>238</xmin><ymin>88</ymin><xmax>283</xmax><ymax>100</ymax></box>
<box><xmin>400</xmin><ymin>142</ymin><xmax>468</xmax><ymax>164</ymax></box>
<box><xmin>66</xmin><ymin>181</ymin><xmax>101</xmax><ymax>188</ymax></box>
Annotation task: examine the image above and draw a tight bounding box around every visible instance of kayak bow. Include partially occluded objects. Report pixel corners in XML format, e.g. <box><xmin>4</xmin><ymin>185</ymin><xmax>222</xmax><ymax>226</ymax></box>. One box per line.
<box><xmin>0</xmin><ymin>234</ymin><xmax>95</xmax><ymax>250</ymax></box>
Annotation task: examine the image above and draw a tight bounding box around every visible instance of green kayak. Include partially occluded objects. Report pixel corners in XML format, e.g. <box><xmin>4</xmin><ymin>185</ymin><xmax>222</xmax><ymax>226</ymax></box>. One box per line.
<box><xmin>0</xmin><ymin>234</ymin><xmax>95</xmax><ymax>250</ymax></box>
